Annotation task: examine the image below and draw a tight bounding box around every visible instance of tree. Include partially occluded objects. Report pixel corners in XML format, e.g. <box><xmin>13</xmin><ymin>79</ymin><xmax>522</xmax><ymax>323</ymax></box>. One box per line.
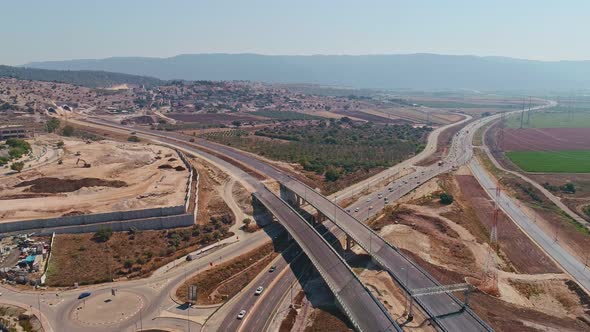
<box><xmin>93</xmin><ymin>227</ymin><xmax>113</xmax><ymax>242</ymax></box>
<box><xmin>62</xmin><ymin>125</ymin><xmax>75</xmax><ymax>137</ymax></box>
<box><xmin>439</xmin><ymin>192</ymin><xmax>454</xmax><ymax>205</ymax></box>
<box><xmin>561</xmin><ymin>182</ymin><xmax>576</xmax><ymax>194</ymax></box>
<box><xmin>324</xmin><ymin>166</ymin><xmax>341</xmax><ymax>182</ymax></box>
<box><xmin>127</xmin><ymin>135</ymin><xmax>141</xmax><ymax>142</ymax></box>
<box><xmin>46</xmin><ymin>118</ymin><xmax>60</xmax><ymax>133</ymax></box>
<box><xmin>231</xmin><ymin>120</ymin><xmax>242</xmax><ymax>127</ymax></box>
<box><xmin>242</xmin><ymin>218</ymin><xmax>252</xmax><ymax>226</ymax></box>
<box><xmin>56</xmin><ymin>140</ymin><xmax>65</xmax><ymax>148</ymax></box>
<box><xmin>10</xmin><ymin>161</ymin><xmax>24</xmax><ymax>173</ymax></box>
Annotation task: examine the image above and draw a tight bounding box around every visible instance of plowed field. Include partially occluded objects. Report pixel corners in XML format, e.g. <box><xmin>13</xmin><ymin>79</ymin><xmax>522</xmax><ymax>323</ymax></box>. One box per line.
<box><xmin>502</xmin><ymin>128</ymin><xmax>590</xmax><ymax>151</ymax></box>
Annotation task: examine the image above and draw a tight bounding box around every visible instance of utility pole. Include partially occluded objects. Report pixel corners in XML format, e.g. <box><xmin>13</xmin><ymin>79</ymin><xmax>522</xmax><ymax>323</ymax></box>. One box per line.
<box><xmin>519</xmin><ymin>98</ymin><xmax>525</xmax><ymax>129</ymax></box>
<box><xmin>526</xmin><ymin>96</ymin><xmax>532</xmax><ymax>124</ymax></box>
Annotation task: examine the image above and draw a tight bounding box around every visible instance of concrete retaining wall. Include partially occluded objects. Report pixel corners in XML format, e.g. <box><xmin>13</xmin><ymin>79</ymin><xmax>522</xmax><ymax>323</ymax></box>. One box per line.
<box><xmin>0</xmin><ymin>205</ymin><xmax>186</xmax><ymax>233</ymax></box>
<box><xmin>30</xmin><ymin>213</ymin><xmax>195</xmax><ymax>236</ymax></box>
<box><xmin>1</xmin><ymin>147</ymin><xmax>196</xmax><ymax>235</ymax></box>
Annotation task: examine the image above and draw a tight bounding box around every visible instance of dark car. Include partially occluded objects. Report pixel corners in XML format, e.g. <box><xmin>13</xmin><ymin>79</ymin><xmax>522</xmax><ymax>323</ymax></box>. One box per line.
<box><xmin>78</xmin><ymin>292</ymin><xmax>91</xmax><ymax>300</ymax></box>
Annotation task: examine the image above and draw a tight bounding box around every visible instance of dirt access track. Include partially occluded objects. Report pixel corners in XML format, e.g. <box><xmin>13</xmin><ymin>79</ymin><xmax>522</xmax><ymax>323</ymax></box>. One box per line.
<box><xmin>0</xmin><ymin>136</ymin><xmax>188</xmax><ymax>222</ymax></box>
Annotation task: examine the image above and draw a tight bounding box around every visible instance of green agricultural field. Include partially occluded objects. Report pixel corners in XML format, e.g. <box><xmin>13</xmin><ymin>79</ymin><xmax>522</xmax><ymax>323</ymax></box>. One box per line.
<box><xmin>506</xmin><ymin>107</ymin><xmax>590</xmax><ymax>128</ymax></box>
<box><xmin>506</xmin><ymin>150</ymin><xmax>590</xmax><ymax>173</ymax></box>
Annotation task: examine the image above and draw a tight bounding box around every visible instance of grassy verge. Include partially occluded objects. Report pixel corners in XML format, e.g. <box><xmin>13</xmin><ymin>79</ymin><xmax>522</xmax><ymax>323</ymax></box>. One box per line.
<box><xmin>176</xmin><ymin>235</ymin><xmax>288</xmax><ymax>304</ymax></box>
<box><xmin>46</xmin><ymin>223</ymin><xmax>233</xmax><ymax>286</ymax></box>
<box><xmin>473</xmin><ymin>121</ymin><xmax>492</xmax><ymax>147</ymax></box>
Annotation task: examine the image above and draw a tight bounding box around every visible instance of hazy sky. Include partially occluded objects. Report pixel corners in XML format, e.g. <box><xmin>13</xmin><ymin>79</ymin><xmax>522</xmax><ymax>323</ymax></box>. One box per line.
<box><xmin>2</xmin><ymin>0</ymin><xmax>589</xmax><ymax>65</ymax></box>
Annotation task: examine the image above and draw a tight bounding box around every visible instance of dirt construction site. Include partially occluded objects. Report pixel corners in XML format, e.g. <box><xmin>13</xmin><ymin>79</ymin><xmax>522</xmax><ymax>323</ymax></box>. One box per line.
<box><xmin>0</xmin><ymin>135</ymin><xmax>188</xmax><ymax>222</ymax></box>
<box><xmin>354</xmin><ymin>166</ymin><xmax>590</xmax><ymax>332</ymax></box>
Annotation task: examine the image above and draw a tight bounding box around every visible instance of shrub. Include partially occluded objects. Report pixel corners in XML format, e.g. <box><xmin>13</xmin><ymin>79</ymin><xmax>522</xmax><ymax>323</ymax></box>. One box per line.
<box><xmin>439</xmin><ymin>192</ymin><xmax>454</xmax><ymax>205</ymax></box>
<box><xmin>324</xmin><ymin>166</ymin><xmax>341</xmax><ymax>182</ymax></box>
<box><xmin>46</xmin><ymin>118</ymin><xmax>60</xmax><ymax>133</ymax></box>
<box><xmin>93</xmin><ymin>227</ymin><xmax>113</xmax><ymax>242</ymax></box>
<box><xmin>62</xmin><ymin>125</ymin><xmax>75</xmax><ymax>137</ymax></box>
<box><xmin>561</xmin><ymin>182</ymin><xmax>576</xmax><ymax>194</ymax></box>
<box><xmin>10</xmin><ymin>161</ymin><xmax>25</xmax><ymax>173</ymax></box>
<box><xmin>127</xmin><ymin>135</ymin><xmax>141</xmax><ymax>142</ymax></box>
<box><xmin>10</xmin><ymin>161</ymin><xmax>24</xmax><ymax>173</ymax></box>
<box><xmin>124</xmin><ymin>260</ymin><xmax>133</xmax><ymax>269</ymax></box>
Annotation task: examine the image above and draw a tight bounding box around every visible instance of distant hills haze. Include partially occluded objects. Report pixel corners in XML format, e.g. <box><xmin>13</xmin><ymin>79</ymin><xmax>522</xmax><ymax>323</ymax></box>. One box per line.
<box><xmin>23</xmin><ymin>53</ymin><xmax>590</xmax><ymax>91</ymax></box>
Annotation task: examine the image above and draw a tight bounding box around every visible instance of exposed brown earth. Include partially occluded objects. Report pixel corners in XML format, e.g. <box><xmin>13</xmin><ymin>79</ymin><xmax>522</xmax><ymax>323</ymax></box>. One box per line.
<box><xmin>15</xmin><ymin>177</ymin><xmax>126</xmax><ymax>193</ymax></box>
<box><xmin>453</xmin><ymin>175</ymin><xmax>560</xmax><ymax>274</ymax></box>
<box><xmin>502</xmin><ymin>128</ymin><xmax>590</xmax><ymax>151</ymax></box>
<box><xmin>175</xmin><ymin>240</ymin><xmax>283</xmax><ymax>304</ymax></box>
<box><xmin>190</xmin><ymin>158</ymin><xmax>233</xmax><ymax>226</ymax></box>
<box><xmin>46</xmin><ymin>225</ymin><xmax>233</xmax><ymax>287</ymax></box>
<box><xmin>167</xmin><ymin>112</ymin><xmax>263</xmax><ymax>124</ymax></box>
<box><xmin>367</xmin><ymin>169</ymin><xmax>590</xmax><ymax>331</ymax></box>
<box><xmin>0</xmin><ymin>137</ymin><xmax>188</xmax><ymax>222</ymax></box>
<box><xmin>303</xmin><ymin>306</ymin><xmax>354</xmax><ymax>332</ymax></box>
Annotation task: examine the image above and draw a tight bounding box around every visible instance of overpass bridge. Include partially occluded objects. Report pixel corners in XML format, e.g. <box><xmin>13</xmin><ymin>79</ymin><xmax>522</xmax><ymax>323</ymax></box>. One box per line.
<box><xmin>253</xmin><ymin>187</ymin><xmax>402</xmax><ymax>332</ymax></box>
<box><xmin>279</xmin><ymin>179</ymin><xmax>493</xmax><ymax>332</ymax></box>
<box><xmin>81</xmin><ymin>118</ymin><xmax>492</xmax><ymax>331</ymax></box>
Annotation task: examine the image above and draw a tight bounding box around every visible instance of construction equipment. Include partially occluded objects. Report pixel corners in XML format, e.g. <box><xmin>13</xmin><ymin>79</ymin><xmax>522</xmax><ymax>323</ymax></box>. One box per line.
<box><xmin>76</xmin><ymin>158</ymin><xmax>91</xmax><ymax>168</ymax></box>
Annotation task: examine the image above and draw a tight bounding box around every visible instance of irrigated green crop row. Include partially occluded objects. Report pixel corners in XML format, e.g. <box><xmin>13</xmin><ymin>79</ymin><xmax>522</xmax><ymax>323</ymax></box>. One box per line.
<box><xmin>506</xmin><ymin>150</ymin><xmax>590</xmax><ymax>173</ymax></box>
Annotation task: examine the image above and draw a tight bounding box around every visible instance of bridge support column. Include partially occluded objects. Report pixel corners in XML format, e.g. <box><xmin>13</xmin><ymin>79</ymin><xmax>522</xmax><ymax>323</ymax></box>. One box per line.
<box><xmin>345</xmin><ymin>235</ymin><xmax>354</xmax><ymax>251</ymax></box>
<box><xmin>280</xmin><ymin>184</ymin><xmax>300</xmax><ymax>207</ymax></box>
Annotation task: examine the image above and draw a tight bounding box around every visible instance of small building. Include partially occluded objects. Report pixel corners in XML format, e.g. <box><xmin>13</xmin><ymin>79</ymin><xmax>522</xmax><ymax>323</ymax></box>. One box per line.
<box><xmin>0</xmin><ymin>125</ymin><xmax>27</xmax><ymax>140</ymax></box>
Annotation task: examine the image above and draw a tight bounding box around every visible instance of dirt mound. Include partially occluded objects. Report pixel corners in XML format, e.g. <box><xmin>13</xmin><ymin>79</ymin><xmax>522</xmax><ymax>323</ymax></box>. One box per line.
<box><xmin>15</xmin><ymin>177</ymin><xmax>127</xmax><ymax>193</ymax></box>
<box><xmin>158</xmin><ymin>164</ymin><xmax>186</xmax><ymax>171</ymax></box>
<box><xmin>120</xmin><ymin>115</ymin><xmax>156</xmax><ymax>125</ymax></box>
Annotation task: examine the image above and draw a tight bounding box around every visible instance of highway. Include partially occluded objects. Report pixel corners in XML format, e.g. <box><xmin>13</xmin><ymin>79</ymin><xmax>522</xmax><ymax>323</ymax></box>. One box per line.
<box><xmin>77</xmin><ymin>116</ymin><xmax>491</xmax><ymax>331</ymax></box>
<box><xmin>9</xmin><ymin>99</ymin><xmax>558</xmax><ymax>332</ymax></box>
<box><xmin>254</xmin><ymin>188</ymin><xmax>402</xmax><ymax>332</ymax></box>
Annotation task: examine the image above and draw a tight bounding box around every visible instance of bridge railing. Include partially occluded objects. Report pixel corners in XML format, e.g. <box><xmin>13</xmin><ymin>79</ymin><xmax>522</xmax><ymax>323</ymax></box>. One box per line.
<box><xmin>255</xmin><ymin>188</ymin><xmax>402</xmax><ymax>332</ymax></box>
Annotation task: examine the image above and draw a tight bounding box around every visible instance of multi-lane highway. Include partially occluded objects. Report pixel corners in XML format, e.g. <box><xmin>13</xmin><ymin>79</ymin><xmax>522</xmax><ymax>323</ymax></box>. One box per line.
<box><xmin>254</xmin><ymin>188</ymin><xmax>402</xmax><ymax>331</ymax></box>
<box><xmin>3</xmin><ymin>98</ymin><xmax>565</xmax><ymax>332</ymax></box>
<box><xmin>81</xmin><ymin>117</ymin><xmax>492</xmax><ymax>331</ymax></box>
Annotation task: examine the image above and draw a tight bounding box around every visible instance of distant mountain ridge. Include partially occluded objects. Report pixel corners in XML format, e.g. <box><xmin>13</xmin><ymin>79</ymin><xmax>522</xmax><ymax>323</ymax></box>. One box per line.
<box><xmin>0</xmin><ymin>65</ymin><xmax>162</xmax><ymax>88</ymax></box>
<box><xmin>24</xmin><ymin>53</ymin><xmax>590</xmax><ymax>91</ymax></box>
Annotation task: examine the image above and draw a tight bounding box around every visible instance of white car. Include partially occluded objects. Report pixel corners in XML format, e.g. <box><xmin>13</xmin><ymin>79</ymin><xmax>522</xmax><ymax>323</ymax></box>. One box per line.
<box><xmin>255</xmin><ymin>286</ymin><xmax>264</xmax><ymax>296</ymax></box>
<box><xmin>369</xmin><ymin>206</ymin><xmax>373</xmax><ymax>210</ymax></box>
<box><xmin>354</xmin><ymin>207</ymin><xmax>360</xmax><ymax>212</ymax></box>
<box><xmin>237</xmin><ymin>310</ymin><xmax>246</xmax><ymax>319</ymax></box>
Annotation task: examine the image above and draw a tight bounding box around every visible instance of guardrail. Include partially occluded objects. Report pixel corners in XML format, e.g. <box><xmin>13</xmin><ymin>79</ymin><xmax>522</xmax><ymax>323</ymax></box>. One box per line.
<box><xmin>255</xmin><ymin>188</ymin><xmax>402</xmax><ymax>332</ymax></box>
<box><xmin>283</xmin><ymin>179</ymin><xmax>493</xmax><ymax>331</ymax></box>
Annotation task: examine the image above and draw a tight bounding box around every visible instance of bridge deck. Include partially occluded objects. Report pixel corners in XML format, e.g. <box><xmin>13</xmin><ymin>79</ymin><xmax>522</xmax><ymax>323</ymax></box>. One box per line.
<box><xmin>254</xmin><ymin>189</ymin><xmax>402</xmax><ymax>332</ymax></box>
